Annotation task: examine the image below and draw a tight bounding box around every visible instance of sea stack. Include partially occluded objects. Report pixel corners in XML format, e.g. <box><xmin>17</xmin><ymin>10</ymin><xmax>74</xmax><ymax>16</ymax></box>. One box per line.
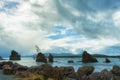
<box><xmin>48</xmin><ymin>54</ymin><xmax>54</xmax><ymax>62</ymax></box>
<box><xmin>9</xmin><ymin>50</ymin><xmax>21</xmax><ymax>60</ymax></box>
<box><xmin>82</xmin><ymin>51</ymin><xmax>98</xmax><ymax>63</ymax></box>
<box><xmin>36</xmin><ymin>52</ymin><xmax>47</xmax><ymax>63</ymax></box>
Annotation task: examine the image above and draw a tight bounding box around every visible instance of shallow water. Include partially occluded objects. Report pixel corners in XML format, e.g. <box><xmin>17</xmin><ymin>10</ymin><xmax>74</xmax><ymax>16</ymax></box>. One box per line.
<box><xmin>0</xmin><ymin>70</ymin><xmax>14</xmax><ymax>80</ymax></box>
<box><xmin>1</xmin><ymin>57</ymin><xmax>120</xmax><ymax>72</ymax></box>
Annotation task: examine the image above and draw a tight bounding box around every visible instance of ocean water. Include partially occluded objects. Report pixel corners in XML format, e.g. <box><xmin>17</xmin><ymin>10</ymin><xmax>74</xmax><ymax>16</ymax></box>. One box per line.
<box><xmin>1</xmin><ymin>57</ymin><xmax>120</xmax><ymax>72</ymax></box>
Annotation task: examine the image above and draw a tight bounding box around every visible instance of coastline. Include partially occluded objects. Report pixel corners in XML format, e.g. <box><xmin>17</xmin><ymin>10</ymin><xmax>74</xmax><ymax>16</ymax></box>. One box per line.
<box><xmin>0</xmin><ymin>61</ymin><xmax>120</xmax><ymax>80</ymax></box>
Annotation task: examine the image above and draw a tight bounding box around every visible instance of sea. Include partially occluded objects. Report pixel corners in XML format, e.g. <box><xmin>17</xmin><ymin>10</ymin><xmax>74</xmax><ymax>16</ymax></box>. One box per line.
<box><xmin>1</xmin><ymin>57</ymin><xmax>120</xmax><ymax>72</ymax></box>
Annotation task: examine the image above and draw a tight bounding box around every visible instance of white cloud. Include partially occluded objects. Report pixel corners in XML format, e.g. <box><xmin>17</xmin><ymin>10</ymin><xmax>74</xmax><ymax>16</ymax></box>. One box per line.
<box><xmin>1</xmin><ymin>0</ymin><xmax>120</xmax><ymax>55</ymax></box>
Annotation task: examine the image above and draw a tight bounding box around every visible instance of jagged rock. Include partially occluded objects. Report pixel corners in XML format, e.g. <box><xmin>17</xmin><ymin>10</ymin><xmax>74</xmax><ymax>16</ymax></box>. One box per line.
<box><xmin>68</xmin><ymin>60</ymin><xmax>74</xmax><ymax>63</ymax></box>
<box><xmin>77</xmin><ymin>66</ymin><xmax>94</xmax><ymax>76</ymax></box>
<box><xmin>111</xmin><ymin>65</ymin><xmax>120</xmax><ymax>76</ymax></box>
<box><xmin>82</xmin><ymin>51</ymin><xmax>98</xmax><ymax>63</ymax></box>
<box><xmin>9</xmin><ymin>50</ymin><xmax>21</xmax><ymax>60</ymax></box>
<box><xmin>36</xmin><ymin>52</ymin><xmax>47</xmax><ymax>63</ymax></box>
<box><xmin>48</xmin><ymin>54</ymin><xmax>54</xmax><ymax>62</ymax></box>
<box><xmin>104</xmin><ymin>58</ymin><xmax>111</xmax><ymax>63</ymax></box>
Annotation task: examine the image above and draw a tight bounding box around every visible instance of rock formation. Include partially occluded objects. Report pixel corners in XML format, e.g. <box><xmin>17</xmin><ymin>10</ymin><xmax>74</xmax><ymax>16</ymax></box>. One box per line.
<box><xmin>0</xmin><ymin>61</ymin><xmax>120</xmax><ymax>80</ymax></box>
<box><xmin>82</xmin><ymin>51</ymin><xmax>98</xmax><ymax>63</ymax></box>
<box><xmin>48</xmin><ymin>54</ymin><xmax>54</xmax><ymax>62</ymax></box>
<box><xmin>36</xmin><ymin>52</ymin><xmax>47</xmax><ymax>63</ymax></box>
<box><xmin>104</xmin><ymin>58</ymin><xmax>111</xmax><ymax>63</ymax></box>
<box><xmin>0</xmin><ymin>56</ymin><xmax>4</xmax><ymax>60</ymax></box>
<box><xmin>9</xmin><ymin>50</ymin><xmax>21</xmax><ymax>60</ymax></box>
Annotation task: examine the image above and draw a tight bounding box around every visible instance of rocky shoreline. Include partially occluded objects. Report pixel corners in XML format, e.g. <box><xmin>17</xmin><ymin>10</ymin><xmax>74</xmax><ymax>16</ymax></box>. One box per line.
<box><xmin>0</xmin><ymin>61</ymin><xmax>120</xmax><ymax>80</ymax></box>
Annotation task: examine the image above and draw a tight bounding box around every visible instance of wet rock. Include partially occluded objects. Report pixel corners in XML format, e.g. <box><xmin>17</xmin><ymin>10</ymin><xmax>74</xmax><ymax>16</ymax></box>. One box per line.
<box><xmin>52</xmin><ymin>66</ymin><xmax>76</xmax><ymax>80</ymax></box>
<box><xmin>0</xmin><ymin>61</ymin><xmax>14</xmax><ymax>69</ymax></box>
<box><xmin>3</xmin><ymin>65</ymin><xmax>12</xmax><ymax>75</ymax></box>
<box><xmin>82</xmin><ymin>51</ymin><xmax>98</xmax><ymax>63</ymax></box>
<box><xmin>36</xmin><ymin>52</ymin><xmax>47</xmax><ymax>63</ymax></box>
<box><xmin>77</xmin><ymin>66</ymin><xmax>94</xmax><ymax>76</ymax></box>
<box><xmin>48</xmin><ymin>54</ymin><xmax>54</xmax><ymax>62</ymax></box>
<box><xmin>28</xmin><ymin>64</ymin><xmax>53</xmax><ymax>78</ymax></box>
<box><xmin>12</xmin><ymin>63</ymin><xmax>28</xmax><ymax>74</ymax></box>
<box><xmin>9</xmin><ymin>50</ymin><xmax>21</xmax><ymax>60</ymax></box>
<box><xmin>111</xmin><ymin>65</ymin><xmax>120</xmax><ymax>76</ymax></box>
<box><xmin>68</xmin><ymin>60</ymin><xmax>74</xmax><ymax>63</ymax></box>
<box><xmin>104</xmin><ymin>58</ymin><xmax>111</xmax><ymax>63</ymax></box>
<box><xmin>89</xmin><ymin>69</ymin><xmax>113</xmax><ymax>80</ymax></box>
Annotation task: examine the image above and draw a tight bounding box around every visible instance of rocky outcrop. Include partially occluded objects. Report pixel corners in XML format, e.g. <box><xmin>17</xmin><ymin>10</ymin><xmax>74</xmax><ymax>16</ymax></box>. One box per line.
<box><xmin>104</xmin><ymin>58</ymin><xmax>111</xmax><ymax>63</ymax></box>
<box><xmin>36</xmin><ymin>52</ymin><xmax>47</xmax><ymax>63</ymax></box>
<box><xmin>48</xmin><ymin>54</ymin><xmax>54</xmax><ymax>62</ymax></box>
<box><xmin>0</xmin><ymin>61</ymin><xmax>120</xmax><ymax>80</ymax></box>
<box><xmin>9</xmin><ymin>50</ymin><xmax>21</xmax><ymax>60</ymax></box>
<box><xmin>82</xmin><ymin>51</ymin><xmax>98</xmax><ymax>63</ymax></box>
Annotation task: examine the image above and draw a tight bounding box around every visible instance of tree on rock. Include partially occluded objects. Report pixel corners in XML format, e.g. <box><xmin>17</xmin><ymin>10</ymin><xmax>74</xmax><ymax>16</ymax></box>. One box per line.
<box><xmin>36</xmin><ymin>52</ymin><xmax>47</xmax><ymax>63</ymax></box>
<box><xmin>82</xmin><ymin>51</ymin><xmax>98</xmax><ymax>63</ymax></box>
<box><xmin>48</xmin><ymin>54</ymin><xmax>54</xmax><ymax>62</ymax></box>
<box><xmin>9</xmin><ymin>50</ymin><xmax>21</xmax><ymax>60</ymax></box>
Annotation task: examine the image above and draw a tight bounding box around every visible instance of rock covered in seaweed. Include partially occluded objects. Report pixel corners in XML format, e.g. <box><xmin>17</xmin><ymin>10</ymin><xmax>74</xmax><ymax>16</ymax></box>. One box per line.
<box><xmin>9</xmin><ymin>50</ymin><xmax>21</xmax><ymax>60</ymax></box>
<box><xmin>82</xmin><ymin>51</ymin><xmax>98</xmax><ymax>63</ymax></box>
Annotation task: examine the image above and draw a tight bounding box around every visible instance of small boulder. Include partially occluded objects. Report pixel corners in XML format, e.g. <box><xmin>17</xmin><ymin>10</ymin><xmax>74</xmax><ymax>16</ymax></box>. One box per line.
<box><xmin>9</xmin><ymin>50</ymin><xmax>21</xmax><ymax>60</ymax></box>
<box><xmin>104</xmin><ymin>58</ymin><xmax>111</xmax><ymax>63</ymax></box>
<box><xmin>68</xmin><ymin>60</ymin><xmax>74</xmax><ymax>63</ymax></box>
<box><xmin>48</xmin><ymin>54</ymin><xmax>54</xmax><ymax>62</ymax></box>
<box><xmin>82</xmin><ymin>51</ymin><xmax>98</xmax><ymax>63</ymax></box>
<box><xmin>36</xmin><ymin>52</ymin><xmax>47</xmax><ymax>63</ymax></box>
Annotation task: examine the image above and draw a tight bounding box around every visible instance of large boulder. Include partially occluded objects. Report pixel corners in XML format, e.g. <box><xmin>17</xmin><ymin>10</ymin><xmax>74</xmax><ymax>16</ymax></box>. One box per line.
<box><xmin>89</xmin><ymin>69</ymin><xmax>113</xmax><ymax>80</ymax></box>
<box><xmin>36</xmin><ymin>52</ymin><xmax>47</xmax><ymax>63</ymax></box>
<box><xmin>52</xmin><ymin>66</ymin><xmax>76</xmax><ymax>80</ymax></box>
<box><xmin>9</xmin><ymin>50</ymin><xmax>21</xmax><ymax>60</ymax></box>
<box><xmin>82</xmin><ymin>51</ymin><xmax>98</xmax><ymax>63</ymax></box>
<box><xmin>111</xmin><ymin>65</ymin><xmax>120</xmax><ymax>76</ymax></box>
<box><xmin>77</xmin><ymin>66</ymin><xmax>94</xmax><ymax>76</ymax></box>
<box><xmin>48</xmin><ymin>54</ymin><xmax>54</xmax><ymax>62</ymax></box>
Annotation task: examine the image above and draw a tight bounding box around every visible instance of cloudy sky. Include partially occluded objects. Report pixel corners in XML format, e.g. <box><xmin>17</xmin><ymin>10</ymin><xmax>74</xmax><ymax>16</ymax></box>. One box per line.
<box><xmin>0</xmin><ymin>0</ymin><xmax>120</xmax><ymax>56</ymax></box>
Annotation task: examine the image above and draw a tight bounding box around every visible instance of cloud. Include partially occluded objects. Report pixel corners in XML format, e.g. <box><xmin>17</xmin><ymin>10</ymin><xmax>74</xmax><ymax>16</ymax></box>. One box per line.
<box><xmin>0</xmin><ymin>0</ymin><xmax>120</xmax><ymax>55</ymax></box>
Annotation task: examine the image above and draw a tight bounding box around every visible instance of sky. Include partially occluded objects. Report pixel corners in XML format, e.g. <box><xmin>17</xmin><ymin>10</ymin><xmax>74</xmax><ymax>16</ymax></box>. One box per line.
<box><xmin>0</xmin><ymin>0</ymin><xmax>120</xmax><ymax>56</ymax></box>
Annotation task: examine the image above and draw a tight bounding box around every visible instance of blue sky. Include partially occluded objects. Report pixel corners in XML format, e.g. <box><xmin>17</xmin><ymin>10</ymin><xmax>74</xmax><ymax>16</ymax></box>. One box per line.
<box><xmin>0</xmin><ymin>0</ymin><xmax>120</xmax><ymax>56</ymax></box>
